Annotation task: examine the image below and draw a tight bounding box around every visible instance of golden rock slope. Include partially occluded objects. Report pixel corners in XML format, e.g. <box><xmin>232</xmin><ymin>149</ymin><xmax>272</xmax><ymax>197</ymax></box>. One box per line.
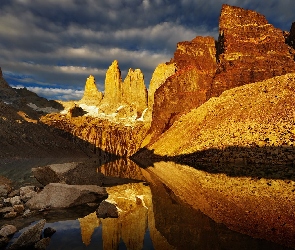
<box><xmin>146</xmin><ymin>73</ymin><xmax>295</xmax><ymax>165</ymax></box>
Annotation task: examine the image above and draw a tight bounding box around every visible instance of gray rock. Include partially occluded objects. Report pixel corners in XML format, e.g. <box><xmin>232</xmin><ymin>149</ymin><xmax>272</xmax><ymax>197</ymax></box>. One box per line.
<box><xmin>32</xmin><ymin>162</ymin><xmax>105</xmax><ymax>186</ymax></box>
<box><xmin>26</xmin><ymin>183</ymin><xmax>108</xmax><ymax>209</ymax></box>
<box><xmin>8</xmin><ymin>219</ymin><xmax>46</xmax><ymax>250</ymax></box>
<box><xmin>0</xmin><ymin>224</ymin><xmax>17</xmax><ymax>237</ymax></box>
<box><xmin>96</xmin><ymin>200</ymin><xmax>119</xmax><ymax>218</ymax></box>
<box><xmin>34</xmin><ymin>237</ymin><xmax>51</xmax><ymax>250</ymax></box>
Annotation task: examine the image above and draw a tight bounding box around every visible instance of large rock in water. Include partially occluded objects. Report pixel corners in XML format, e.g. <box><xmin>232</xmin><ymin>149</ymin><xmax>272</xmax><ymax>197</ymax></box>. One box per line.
<box><xmin>145</xmin><ymin>4</ymin><xmax>295</xmax><ymax>145</ymax></box>
<box><xmin>26</xmin><ymin>183</ymin><xmax>107</xmax><ymax>209</ymax></box>
<box><xmin>79</xmin><ymin>75</ymin><xmax>103</xmax><ymax>106</ymax></box>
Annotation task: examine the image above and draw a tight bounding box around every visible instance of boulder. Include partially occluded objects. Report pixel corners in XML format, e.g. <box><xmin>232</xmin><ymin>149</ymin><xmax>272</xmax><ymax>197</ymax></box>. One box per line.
<box><xmin>8</xmin><ymin>219</ymin><xmax>46</xmax><ymax>250</ymax></box>
<box><xmin>26</xmin><ymin>183</ymin><xmax>107</xmax><ymax>209</ymax></box>
<box><xmin>34</xmin><ymin>237</ymin><xmax>51</xmax><ymax>250</ymax></box>
<box><xmin>43</xmin><ymin>227</ymin><xmax>56</xmax><ymax>238</ymax></box>
<box><xmin>96</xmin><ymin>200</ymin><xmax>119</xmax><ymax>218</ymax></box>
<box><xmin>0</xmin><ymin>224</ymin><xmax>17</xmax><ymax>237</ymax></box>
<box><xmin>32</xmin><ymin>162</ymin><xmax>105</xmax><ymax>186</ymax></box>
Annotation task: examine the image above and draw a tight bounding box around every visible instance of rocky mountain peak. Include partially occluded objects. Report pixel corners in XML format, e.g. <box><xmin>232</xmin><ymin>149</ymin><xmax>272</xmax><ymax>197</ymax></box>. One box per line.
<box><xmin>122</xmin><ymin>68</ymin><xmax>147</xmax><ymax>115</ymax></box>
<box><xmin>80</xmin><ymin>74</ymin><xmax>103</xmax><ymax>106</ymax></box>
<box><xmin>101</xmin><ymin>60</ymin><xmax>123</xmax><ymax>107</ymax></box>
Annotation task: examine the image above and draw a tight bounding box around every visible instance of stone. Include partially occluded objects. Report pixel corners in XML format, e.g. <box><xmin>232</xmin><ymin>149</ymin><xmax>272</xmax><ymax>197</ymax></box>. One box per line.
<box><xmin>8</xmin><ymin>189</ymin><xmax>20</xmax><ymax>198</ymax></box>
<box><xmin>122</xmin><ymin>68</ymin><xmax>148</xmax><ymax>116</ymax></box>
<box><xmin>43</xmin><ymin>227</ymin><xmax>56</xmax><ymax>238</ymax></box>
<box><xmin>0</xmin><ymin>236</ymin><xmax>9</xmax><ymax>249</ymax></box>
<box><xmin>20</xmin><ymin>186</ymin><xmax>37</xmax><ymax>202</ymax></box>
<box><xmin>3</xmin><ymin>211</ymin><xmax>17</xmax><ymax>218</ymax></box>
<box><xmin>34</xmin><ymin>237</ymin><xmax>51</xmax><ymax>250</ymax></box>
<box><xmin>0</xmin><ymin>224</ymin><xmax>17</xmax><ymax>237</ymax></box>
<box><xmin>8</xmin><ymin>219</ymin><xmax>46</xmax><ymax>250</ymax></box>
<box><xmin>32</xmin><ymin>162</ymin><xmax>105</xmax><ymax>186</ymax></box>
<box><xmin>0</xmin><ymin>207</ymin><xmax>14</xmax><ymax>215</ymax></box>
<box><xmin>79</xmin><ymin>75</ymin><xmax>103</xmax><ymax>106</ymax></box>
<box><xmin>9</xmin><ymin>196</ymin><xmax>22</xmax><ymax>206</ymax></box>
<box><xmin>96</xmin><ymin>200</ymin><xmax>119</xmax><ymax>218</ymax></box>
<box><xmin>26</xmin><ymin>183</ymin><xmax>107</xmax><ymax>210</ymax></box>
<box><xmin>0</xmin><ymin>185</ymin><xmax>9</xmax><ymax>197</ymax></box>
<box><xmin>13</xmin><ymin>204</ymin><xmax>24</xmax><ymax>214</ymax></box>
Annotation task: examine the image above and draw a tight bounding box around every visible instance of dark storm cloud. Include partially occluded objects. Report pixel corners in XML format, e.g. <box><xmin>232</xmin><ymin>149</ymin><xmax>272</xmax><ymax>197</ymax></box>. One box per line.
<box><xmin>0</xmin><ymin>0</ymin><xmax>294</xmax><ymax>100</ymax></box>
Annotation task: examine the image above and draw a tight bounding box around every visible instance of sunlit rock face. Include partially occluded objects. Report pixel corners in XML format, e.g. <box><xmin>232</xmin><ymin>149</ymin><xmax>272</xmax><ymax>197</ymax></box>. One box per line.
<box><xmin>100</xmin><ymin>60</ymin><xmax>123</xmax><ymax>112</ymax></box>
<box><xmin>145</xmin><ymin>73</ymin><xmax>295</xmax><ymax>165</ymax></box>
<box><xmin>146</xmin><ymin>36</ymin><xmax>217</xmax><ymax>144</ymax></box>
<box><xmin>122</xmin><ymin>68</ymin><xmax>148</xmax><ymax>117</ymax></box>
<box><xmin>79</xmin><ymin>75</ymin><xmax>103</xmax><ymax>106</ymax></box>
<box><xmin>40</xmin><ymin>114</ymin><xmax>149</xmax><ymax>157</ymax></box>
<box><xmin>211</xmin><ymin>4</ymin><xmax>295</xmax><ymax>96</ymax></box>
<box><xmin>145</xmin><ymin>4</ymin><xmax>295</xmax><ymax>145</ymax></box>
<box><xmin>145</xmin><ymin>63</ymin><xmax>177</xmax><ymax>122</ymax></box>
<box><xmin>142</xmin><ymin>161</ymin><xmax>295</xmax><ymax>249</ymax></box>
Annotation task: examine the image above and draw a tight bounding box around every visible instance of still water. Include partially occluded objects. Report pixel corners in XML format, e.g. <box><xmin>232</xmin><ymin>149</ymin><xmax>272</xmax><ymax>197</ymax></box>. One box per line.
<box><xmin>0</xmin><ymin>158</ymin><xmax>293</xmax><ymax>249</ymax></box>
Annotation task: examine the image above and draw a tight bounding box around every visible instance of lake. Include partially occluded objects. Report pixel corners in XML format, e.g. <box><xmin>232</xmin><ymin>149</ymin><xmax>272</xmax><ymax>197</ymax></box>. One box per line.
<box><xmin>0</xmin><ymin>158</ymin><xmax>293</xmax><ymax>249</ymax></box>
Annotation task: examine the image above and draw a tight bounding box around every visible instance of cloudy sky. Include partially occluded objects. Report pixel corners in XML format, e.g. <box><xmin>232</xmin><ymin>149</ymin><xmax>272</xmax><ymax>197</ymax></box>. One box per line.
<box><xmin>0</xmin><ymin>0</ymin><xmax>294</xmax><ymax>100</ymax></box>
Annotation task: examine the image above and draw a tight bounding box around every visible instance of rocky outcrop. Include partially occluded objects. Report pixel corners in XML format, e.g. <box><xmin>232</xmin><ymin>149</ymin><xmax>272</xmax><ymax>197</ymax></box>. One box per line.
<box><xmin>145</xmin><ymin>73</ymin><xmax>295</xmax><ymax>165</ymax></box>
<box><xmin>145</xmin><ymin>37</ymin><xmax>217</xmax><ymax>144</ymax></box>
<box><xmin>26</xmin><ymin>183</ymin><xmax>107</xmax><ymax>209</ymax></box>
<box><xmin>100</xmin><ymin>60</ymin><xmax>123</xmax><ymax>111</ymax></box>
<box><xmin>211</xmin><ymin>4</ymin><xmax>295</xmax><ymax>96</ymax></box>
<box><xmin>79</xmin><ymin>75</ymin><xmax>103</xmax><ymax>106</ymax></box>
<box><xmin>8</xmin><ymin>219</ymin><xmax>46</xmax><ymax>250</ymax></box>
<box><xmin>40</xmin><ymin>114</ymin><xmax>149</xmax><ymax>157</ymax></box>
<box><xmin>122</xmin><ymin>68</ymin><xmax>147</xmax><ymax>116</ymax></box>
<box><xmin>146</xmin><ymin>63</ymin><xmax>177</xmax><ymax>122</ymax></box>
<box><xmin>145</xmin><ymin>4</ymin><xmax>295</xmax><ymax>145</ymax></box>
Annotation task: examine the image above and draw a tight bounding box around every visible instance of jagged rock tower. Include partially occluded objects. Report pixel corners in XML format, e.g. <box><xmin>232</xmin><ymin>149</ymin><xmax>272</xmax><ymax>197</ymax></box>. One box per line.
<box><xmin>80</xmin><ymin>75</ymin><xmax>103</xmax><ymax>106</ymax></box>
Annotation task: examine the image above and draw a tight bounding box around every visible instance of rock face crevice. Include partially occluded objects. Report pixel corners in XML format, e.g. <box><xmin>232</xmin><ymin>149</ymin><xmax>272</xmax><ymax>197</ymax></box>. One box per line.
<box><xmin>145</xmin><ymin>4</ymin><xmax>295</xmax><ymax>145</ymax></box>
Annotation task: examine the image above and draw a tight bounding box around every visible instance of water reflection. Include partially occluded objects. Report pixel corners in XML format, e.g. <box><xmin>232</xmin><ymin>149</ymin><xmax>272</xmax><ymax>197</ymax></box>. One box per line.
<box><xmin>1</xmin><ymin>158</ymin><xmax>293</xmax><ymax>249</ymax></box>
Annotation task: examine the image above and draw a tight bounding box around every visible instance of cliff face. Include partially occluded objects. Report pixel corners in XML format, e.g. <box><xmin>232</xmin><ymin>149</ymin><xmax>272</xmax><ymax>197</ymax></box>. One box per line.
<box><xmin>79</xmin><ymin>75</ymin><xmax>103</xmax><ymax>106</ymax></box>
<box><xmin>211</xmin><ymin>4</ymin><xmax>295</xmax><ymax>96</ymax></box>
<box><xmin>145</xmin><ymin>36</ymin><xmax>217</xmax><ymax>144</ymax></box>
<box><xmin>145</xmin><ymin>4</ymin><xmax>295</xmax><ymax>145</ymax></box>
<box><xmin>40</xmin><ymin>114</ymin><xmax>149</xmax><ymax>157</ymax></box>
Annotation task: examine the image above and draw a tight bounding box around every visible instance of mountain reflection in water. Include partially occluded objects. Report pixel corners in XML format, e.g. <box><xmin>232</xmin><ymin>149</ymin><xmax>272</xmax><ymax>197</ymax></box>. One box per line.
<box><xmin>1</xmin><ymin>158</ymin><xmax>292</xmax><ymax>249</ymax></box>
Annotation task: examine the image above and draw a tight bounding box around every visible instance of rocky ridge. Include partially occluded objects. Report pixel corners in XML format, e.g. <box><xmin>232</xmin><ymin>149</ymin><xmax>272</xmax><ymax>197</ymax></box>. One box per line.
<box><xmin>144</xmin><ymin>4</ymin><xmax>295</xmax><ymax>145</ymax></box>
<box><xmin>79</xmin><ymin>75</ymin><xmax>103</xmax><ymax>106</ymax></box>
<box><xmin>145</xmin><ymin>73</ymin><xmax>295</xmax><ymax>165</ymax></box>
